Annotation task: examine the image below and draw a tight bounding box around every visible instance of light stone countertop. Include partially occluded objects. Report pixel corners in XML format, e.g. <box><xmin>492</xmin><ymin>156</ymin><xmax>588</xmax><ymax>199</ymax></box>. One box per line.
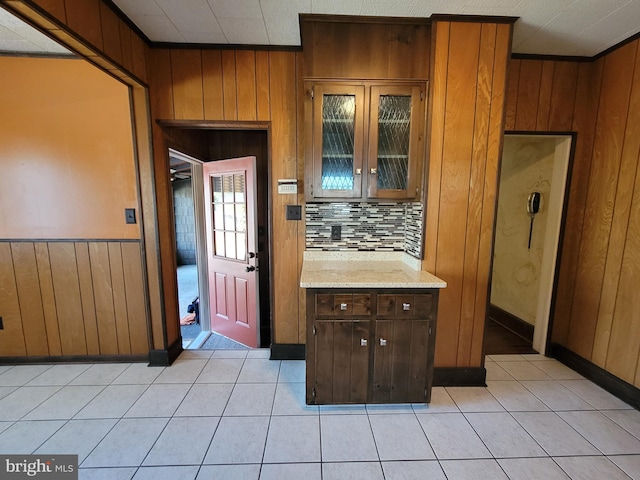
<box><xmin>300</xmin><ymin>251</ymin><xmax>447</xmax><ymax>289</ymax></box>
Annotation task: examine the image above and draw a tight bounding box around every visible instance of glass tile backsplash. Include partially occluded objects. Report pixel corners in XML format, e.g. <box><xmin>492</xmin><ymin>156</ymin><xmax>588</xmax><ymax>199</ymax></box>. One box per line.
<box><xmin>305</xmin><ymin>202</ymin><xmax>423</xmax><ymax>258</ymax></box>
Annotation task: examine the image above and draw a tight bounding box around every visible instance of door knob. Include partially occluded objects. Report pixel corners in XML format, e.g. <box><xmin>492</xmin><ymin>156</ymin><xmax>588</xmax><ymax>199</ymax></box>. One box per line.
<box><xmin>246</xmin><ymin>266</ymin><xmax>257</xmax><ymax>272</ymax></box>
<box><xmin>248</xmin><ymin>252</ymin><xmax>257</xmax><ymax>258</ymax></box>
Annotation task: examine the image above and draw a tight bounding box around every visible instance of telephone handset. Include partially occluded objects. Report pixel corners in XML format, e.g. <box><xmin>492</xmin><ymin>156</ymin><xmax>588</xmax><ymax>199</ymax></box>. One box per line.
<box><xmin>527</xmin><ymin>192</ymin><xmax>541</xmax><ymax>250</ymax></box>
<box><xmin>527</xmin><ymin>192</ymin><xmax>541</xmax><ymax>216</ymax></box>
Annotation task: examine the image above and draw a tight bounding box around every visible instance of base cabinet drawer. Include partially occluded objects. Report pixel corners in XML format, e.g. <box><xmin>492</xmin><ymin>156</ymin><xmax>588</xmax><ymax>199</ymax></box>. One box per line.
<box><xmin>306</xmin><ymin>288</ymin><xmax>439</xmax><ymax>404</ymax></box>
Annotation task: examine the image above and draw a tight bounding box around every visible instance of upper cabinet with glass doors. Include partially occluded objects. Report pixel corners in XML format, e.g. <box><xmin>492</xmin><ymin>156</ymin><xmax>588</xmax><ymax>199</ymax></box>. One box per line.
<box><xmin>305</xmin><ymin>81</ymin><xmax>426</xmax><ymax>201</ymax></box>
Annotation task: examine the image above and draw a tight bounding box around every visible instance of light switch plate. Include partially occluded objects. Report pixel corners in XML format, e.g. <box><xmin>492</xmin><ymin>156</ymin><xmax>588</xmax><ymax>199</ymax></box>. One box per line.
<box><xmin>125</xmin><ymin>208</ymin><xmax>136</xmax><ymax>224</ymax></box>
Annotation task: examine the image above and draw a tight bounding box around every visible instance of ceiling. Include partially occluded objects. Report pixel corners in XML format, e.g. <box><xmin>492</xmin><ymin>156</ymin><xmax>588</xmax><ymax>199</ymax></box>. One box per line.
<box><xmin>0</xmin><ymin>1</ymin><xmax>638</xmax><ymax>57</ymax></box>
<box><xmin>0</xmin><ymin>7</ymin><xmax>71</xmax><ymax>55</ymax></box>
<box><xmin>110</xmin><ymin>0</ymin><xmax>640</xmax><ymax>57</ymax></box>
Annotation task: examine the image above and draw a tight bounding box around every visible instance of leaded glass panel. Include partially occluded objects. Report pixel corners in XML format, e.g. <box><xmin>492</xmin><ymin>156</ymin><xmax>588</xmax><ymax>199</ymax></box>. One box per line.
<box><xmin>321</xmin><ymin>94</ymin><xmax>355</xmax><ymax>190</ymax></box>
<box><xmin>377</xmin><ymin>95</ymin><xmax>411</xmax><ymax>190</ymax></box>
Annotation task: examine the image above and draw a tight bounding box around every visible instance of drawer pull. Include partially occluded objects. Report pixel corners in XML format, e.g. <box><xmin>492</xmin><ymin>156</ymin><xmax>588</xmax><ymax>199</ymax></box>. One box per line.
<box><xmin>340</xmin><ymin>303</ymin><xmax>348</xmax><ymax>311</ymax></box>
<box><xmin>379</xmin><ymin>338</ymin><xmax>387</xmax><ymax>346</ymax></box>
<box><xmin>402</xmin><ymin>303</ymin><xmax>411</xmax><ymax>311</ymax></box>
<box><xmin>361</xmin><ymin>339</ymin><xmax>368</xmax><ymax>347</ymax></box>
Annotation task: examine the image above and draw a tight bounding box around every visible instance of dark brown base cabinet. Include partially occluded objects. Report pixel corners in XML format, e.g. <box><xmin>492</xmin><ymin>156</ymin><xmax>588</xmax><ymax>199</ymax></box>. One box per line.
<box><xmin>306</xmin><ymin>288</ymin><xmax>439</xmax><ymax>404</ymax></box>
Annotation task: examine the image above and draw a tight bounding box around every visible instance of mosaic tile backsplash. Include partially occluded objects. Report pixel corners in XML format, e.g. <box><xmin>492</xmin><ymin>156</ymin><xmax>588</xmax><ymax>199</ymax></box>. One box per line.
<box><xmin>305</xmin><ymin>202</ymin><xmax>423</xmax><ymax>258</ymax></box>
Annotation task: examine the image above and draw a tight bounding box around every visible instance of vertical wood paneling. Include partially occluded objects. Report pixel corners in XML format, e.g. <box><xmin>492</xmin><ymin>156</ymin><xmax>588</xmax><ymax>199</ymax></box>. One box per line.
<box><xmin>471</xmin><ymin>23</ymin><xmax>511</xmax><ymax>364</ymax></box>
<box><xmin>296</xmin><ymin>51</ymin><xmax>307</xmax><ymax>344</ymax></box>
<box><xmin>89</xmin><ymin>242</ymin><xmax>118</xmax><ymax>355</ymax></box>
<box><xmin>34</xmin><ymin>242</ymin><xmax>62</xmax><ymax>356</ymax></box>
<box><xmin>256</xmin><ymin>51</ymin><xmax>271</xmax><ymax>121</ymax></box>
<box><xmin>426</xmin><ymin>20</ymin><xmax>511</xmax><ymax>367</ymax></box>
<box><xmin>508</xmin><ymin>40</ymin><xmax>640</xmax><ymax>385</ymax></box>
<box><xmin>202</xmin><ymin>50</ymin><xmax>224</xmax><ymax>119</ymax></box>
<box><xmin>269</xmin><ymin>51</ymin><xmax>300</xmax><ymax>344</ymax></box>
<box><xmin>514</xmin><ymin>60</ymin><xmax>542</xmax><ymax>130</ymax></box>
<box><xmin>151</xmin><ymin>50</ymin><xmax>174</xmax><ymax>119</ymax></box>
<box><xmin>171</xmin><ymin>50</ymin><xmax>204</xmax><ymax>120</ymax></box>
<box><xmin>0</xmin><ymin>243</ymin><xmax>27</xmax><ymax>356</ymax></box>
<box><xmin>504</xmin><ymin>59</ymin><xmax>520</xmax><ymax>130</ymax></box>
<box><xmin>594</xmin><ymin>42</ymin><xmax>640</xmax><ymax>370</ymax></box>
<box><xmin>119</xmin><ymin>20</ymin><xmax>134</xmax><ymax>73</ymax></box>
<box><xmin>48</xmin><ymin>242</ymin><xmax>87</xmax><ymax>355</ymax></box>
<box><xmin>99</xmin><ymin>2</ymin><xmax>122</xmax><ymax>64</ymax></box>
<box><xmin>236</xmin><ymin>50</ymin><xmax>258</xmax><ymax>121</ymax></box>
<box><xmin>423</xmin><ymin>22</ymin><xmax>450</xmax><ymax>275</ymax></box>
<box><xmin>64</xmin><ymin>0</ymin><xmax>103</xmax><ymax>50</ymax></box>
<box><xmin>11</xmin><ymin>242</ymin><xmax>49</xmax><ymax>356</ymax></box>
<box><xmin>552</xmin><ymin>59</ymin><xmax>603</xmax><ymax>346</ymax></box>
<box><xmin>108</xmin><ymin>242</ymin><xmax>131</xmax><ymax>354</ymax></box>
<box><xmin>607</xmin><ymin>156</ymin><xmax>640</xmax><ymax>383</ymax></box>
<box><xmin>130</xmin><ymin>32</ymin><xmax>148</xmax><ymax>82</ymax></box>
<box><xmin>567</xmin><ymin>43</ymin><xmax>636</xmax><ymax>359</ymax></box>
<box><xmin>548</xmin><ymin>61</ymin><xmax>579</xmax><ymax>131</ymax></box>
<box><xmin>222</xmin><ymin>51</ymin><xmax>238</xmax><ymax>120</ymax></box>
<box><xmin>122</xmin><ymin>242</ymin><xmax>148</xmax><ymax>354</ymax></box>
<box><xmin>31</xmin><ymin>0</ymin><xmax>66</xmax><ymax>23</ymax></box>
<box><xmin>75</xmin><ymin>242</ymin><xmax>100</xmax><ymax>355</ymax></box>
<box><xmin>434</xmin><ymin>22</ymin><xmax>481</xmax><ymax>366</ymax></box>
<box><xmin>458</xmin><ymin>23</ymin><xmax>495</xmax><ymax>366</ymax></box>
<box><xmin>536</xmin><ymin>61</ymin><xmax>554</xmax><ymax>130</ymax></box>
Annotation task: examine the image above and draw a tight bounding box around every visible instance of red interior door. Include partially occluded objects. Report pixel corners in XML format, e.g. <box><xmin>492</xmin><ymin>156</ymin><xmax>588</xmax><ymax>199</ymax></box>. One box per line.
<box><xmin>203</xmin><ymin>156</ymin><xmax>259</xmax><ymax>348</ymax></box>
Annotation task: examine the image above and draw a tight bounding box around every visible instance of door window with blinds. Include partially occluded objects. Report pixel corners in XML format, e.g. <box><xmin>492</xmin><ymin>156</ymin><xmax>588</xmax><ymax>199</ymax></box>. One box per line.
<box><xmin>211</xmin><ymin>173</ymin><xmax>247</xmax><ymax>261</ymax></box>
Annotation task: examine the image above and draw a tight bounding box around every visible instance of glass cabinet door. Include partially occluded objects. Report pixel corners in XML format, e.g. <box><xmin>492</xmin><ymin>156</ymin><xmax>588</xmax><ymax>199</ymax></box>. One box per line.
<box><xmin>367</xmin><ymin>85</ymin><xmax>423</xmax><ymax>198</ymax></box>
<box><xmin>311</xmin><ymin>84</ymin><xmax>365</xmax><ymax>198</ymax></box>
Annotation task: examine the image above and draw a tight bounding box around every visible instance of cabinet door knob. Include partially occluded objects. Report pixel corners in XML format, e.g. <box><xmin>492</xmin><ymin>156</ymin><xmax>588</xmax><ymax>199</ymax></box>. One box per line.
<box><xmin>340</xmin><ymin>303</ymin><xmax>348</xmax><ymax>311</ymax></box>
<box><xmin>370</xmin><ymin>168</ymin><xmax>377</xmax><ymax>175</ymax></box>
<box><xmin>402</xmin><ymin>303</ymin><xmax>411</xmax><ymax>311</ymax></box>
<box><xmin>360</xmin><ymin>339</ymin><xmax>368</xmax><ymax>347</ymax></box>
<box><xmin>379</xmin><ymin>338</ymin><xmax>387</xmax><ymax>346</ymax></box>
<box><xmin>355</xmin><ymin>168</ymin><xmax>362</xmax><ymax>175</ymax></box>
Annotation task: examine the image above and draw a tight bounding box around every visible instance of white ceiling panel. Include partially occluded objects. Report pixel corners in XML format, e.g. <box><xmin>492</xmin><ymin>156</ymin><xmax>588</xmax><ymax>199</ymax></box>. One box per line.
<box><xmin>207</xmin><ymin>0</ymin><xmax>264</xmax><ymax>19</ymax></box>
<box><xmin>219</xmin><ymin>17</ymin><xmax>270</xmax><ymax>44</ymax></box>
<box><xmin>262</xmin><ymin>0</ymin><xmax>311</xmax><ymax>45</ymax></box>
<box><xmin>129</xmin><ymin>14</ymin><xmax>185</xmax><ymax>42</ymax></box>
<box><xmin>311</xmin><ymin>0</ymin><xmax>363</xmax><ymax>15</ymax></box>
<box><xmin>0</xmin><ymin>7</ymin><xmax>71</xmax><ymax>54</ymax></box>
<box><xmin>2</xmin><ymin>0</ymin><xmax>638</xmax><ymax>57</ymax></box>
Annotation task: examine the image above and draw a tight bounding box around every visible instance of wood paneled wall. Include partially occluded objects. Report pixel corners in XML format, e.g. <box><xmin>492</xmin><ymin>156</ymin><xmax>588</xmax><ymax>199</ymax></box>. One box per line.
<box><xmin>506</xmin><ymin>40</ymin><xmax>640</xmax><ymax>387</ymax></box>
<box><xmin>301</xmin><ymin>16</ymin><xmax>430</xmax><ymax>79</ymax></box>
<box><xmin>0</xmin><ymin>241</ymin><xmax>148</xmax><ymax>357</ymax></box>
<box><xmin>10</xmin><ymin>0</ymin><xmax>149</xmax><ymax>83</ymax></box>
<box><xmin>149</xmin><ymin>49</ymin><xmax>304</xmax><ymax>346</ymax></box>
<box><xmin>423</xmin><ymin>20</ymin><xmax>512</xmax><ymax>368</ymax></box>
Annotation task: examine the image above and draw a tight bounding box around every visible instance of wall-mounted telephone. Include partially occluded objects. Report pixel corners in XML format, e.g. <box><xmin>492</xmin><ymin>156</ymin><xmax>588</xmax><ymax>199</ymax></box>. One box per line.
<box><xmin>527</xmin><ymin>192</ymin><xmax>541</xmax><ymax>249</ymax></box>
<box><xmin>527</xmin><ymin>192</ymin><xmax>541</xmax><ymax>216</ymax></box>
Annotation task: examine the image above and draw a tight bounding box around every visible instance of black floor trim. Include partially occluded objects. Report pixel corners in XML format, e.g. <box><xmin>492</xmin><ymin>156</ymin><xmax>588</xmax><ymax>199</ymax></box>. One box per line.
<box><xmin>149</xmin><ymin>338</ymin><xmax>183</xmax><ymax>366</ymax></box>
<box><xmin>270</xmin><ymin>343</ymin><xmax>305</xmax><ymax>360</ymax></box>
<box><xmin>433</xmin><ymin>367</ymin><xmax>487</xmax><ymax>387</ymax></box>
<box><xmin>551</xmin><ymin>343</ymin><xmax>640</xmax><ymax>410</ymax></box>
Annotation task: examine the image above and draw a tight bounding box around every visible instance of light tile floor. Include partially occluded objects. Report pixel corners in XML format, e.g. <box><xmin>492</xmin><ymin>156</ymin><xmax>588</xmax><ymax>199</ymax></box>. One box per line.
<box><xmin>0</xmin><ymin>352</ymin><xmax>638</xmax><ymax>479</ymax></box>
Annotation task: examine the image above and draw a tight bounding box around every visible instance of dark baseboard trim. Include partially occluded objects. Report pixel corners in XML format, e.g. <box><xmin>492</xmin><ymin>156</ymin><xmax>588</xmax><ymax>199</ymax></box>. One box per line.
<box><xmin>149</xmin><ymin>338</ymin><xmax>183</xmax><ymax>366</ymax></box>
<box><xmin>551</xmin><ymin>343</ymin><xmax>640</xmax><ymax>410</ymax></box>
<box><xmin>433</xmin><ymin>367</ymin><xmax>487</xmax><ymax>387</ymax></box>
<box><xmin>0</xmin><ymin>354</ymin><xmax>147</xmax><ymax>365</ymax></box>
<box><xmin>488</xmin><ymin>304</ymin><xmax>534</xmax><ymax>342</ymax></box>
<box><xmin>270</xmin><ymin>343</ymin><xmax>305</xmax><ymax>360</ymax></box>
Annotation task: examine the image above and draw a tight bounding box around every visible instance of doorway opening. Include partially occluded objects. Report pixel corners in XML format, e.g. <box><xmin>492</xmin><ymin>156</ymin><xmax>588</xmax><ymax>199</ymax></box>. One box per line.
<box><xmin>486</xmin><ymin>134</ymin><xmax>573</xmax><ymax>356</ymax></box>
<box><xmin>165</xmin><ymin>125</ymin><xmax>272</xmax><ymax>349</ymax></box>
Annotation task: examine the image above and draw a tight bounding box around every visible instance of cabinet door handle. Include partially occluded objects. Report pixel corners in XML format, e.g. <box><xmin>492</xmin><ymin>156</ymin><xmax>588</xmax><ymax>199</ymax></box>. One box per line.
<box><xmin>360</xmin><ymin>339</ymin><xmax>368</xmax><ymax>347</ymax></box>
<box><xmin>402</xmin><ymin>303</ymin><xmax>411</xmax><ymax>311</ymax></box>
<box><xmin>340</xmin><ymin>303</ymin><xmax>348</xmax><ymax>311</ymax></box>
<box><xmin>370</xmin><ymin>168</ymin><xmax>377</xmax><ymax>175</ymax></box>
<box><xmin>379</xmin><ymin>338</ymin><xmax>387</xmax><ymax>346</ymax></box>
<box><xmin>355</xmin><ymin>168</ymin><xmax>362</xmax><ymax>175</ymax></box>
